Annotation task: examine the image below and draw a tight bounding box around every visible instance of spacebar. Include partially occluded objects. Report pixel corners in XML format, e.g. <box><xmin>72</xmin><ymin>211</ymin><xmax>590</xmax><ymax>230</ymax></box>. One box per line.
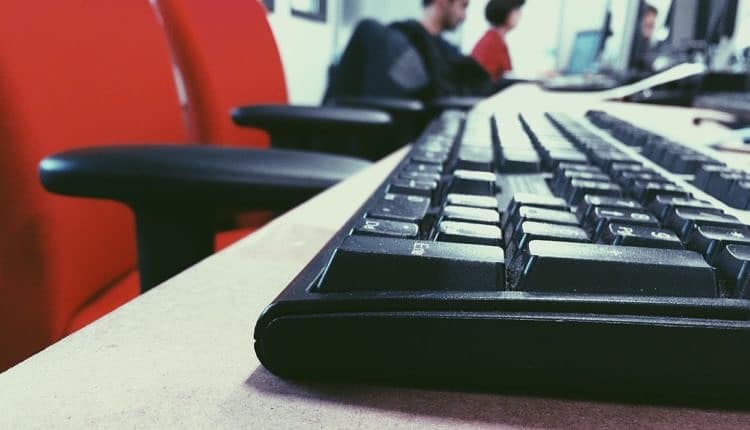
<box><xmin>319</xmin><ymin>235</ymin><xmax>505</xmax><ymax>292</ymax></box>
<box><xmin>513</xmin><ymin>240</ymin><xmax>717</xmax><ymax>297</ymax></box>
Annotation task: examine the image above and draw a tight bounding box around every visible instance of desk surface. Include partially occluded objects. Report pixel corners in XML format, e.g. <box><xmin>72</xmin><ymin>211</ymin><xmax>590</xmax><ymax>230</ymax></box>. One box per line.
<box><xmin>3</xmin><ymin>85</ymin><xmax>750</xmax><ymax>429</ymax></box>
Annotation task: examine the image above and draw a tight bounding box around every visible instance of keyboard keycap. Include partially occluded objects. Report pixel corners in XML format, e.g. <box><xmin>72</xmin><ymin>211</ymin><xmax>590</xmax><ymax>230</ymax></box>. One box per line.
<box><xmin>599</xmin><ymin>223</ymin><xmax>683</xmax><ymax>249</ymax></box>
<box><xmin>576</xmin><ymin>195</ymin><xmax>642</xmax><ymax>221</ymax></box>
<box><xmin>442</xmin><ymin>205</ymin><xmax>500</xmax><ymax>225</ymax></box>
<box><xmin>399</xmin><ymin>171</ymin><xmax>442</xmax><ymax>182</ymax></box>
<box><xmin>726</xmin><ymin>181</ymin><xmax>750</xmax><ymax>209</ymax></box>
<box><xmin>583</xmin><ymin>208</ymin><xmax>659</xmax><ymax>239</ymax></box>
<box><xmin>449</xmin><ymin>170</ymin><xmax>497</xmax><ymax>196</ymax></box>
<box><xmin>686</xmin><ymin>225</ymin><xmax>750</xmax><ymax>263</ymax></box>
<box><xmin>505</xmin><ymin>206</ymin><xmax>579</xmax><ymax>243</ymax></box>
<box><xmin>354</xmin><ymin>219</ymin><xmax>419</xmax><ymax>239</ymax></box>
<box><xmin>631</xmin><ymin>181</ymin><xmax>690</xmax><ymax>204</ymax></box>
<box><xmin>389</xmin><ymin>178</ymin><xmax>438</xmax><ymax>200</ymax></box>
<box><xmin>499</xmin><ymin>149</ymin><xmax>541</xmax><ymax>173</ymax></box>
<box><xmin>648</xmin><ymin>195</ymin><xmax>721</xmax><ymax>221</ymax></box>
<box><xmin>446</xmin><ymin>194</ymin><xmax>498</xmax><ymax>209</ymax></box>
<box><xmin>512</xmin><ymin>240</ymin><xmax>716</xmax><ymax>297</ymax></box>
<box><xmin>715</xmin><ymin>244</ymin><xmax>750</xmax><ymax>298</ymax></box>
<box><xmin>436</xmin><ymin>221</ymin><xmax>503</xmax><ymax>246</ymax></box>
<box><xmin>565</xmin><ymin>179</ymin><xmax>622</xmax><ymax>205</ymax></box>
<box><xmin>456</xmin><ymin>147</ymin><xmax>494</xmax><ymax>171</ymax></box>
<box><xmin>668</xmin><ymin>208</ymin><xmax>746</xmax><ymax>239</ymax></box>
<box><xmin>509</xmin><ymin>222</ymin><xmax>589</xmax><ymax>258</ymax></box>
<box><xmin>552</xmin><ymin>171</ymin><xmax>611</xmax><ymax>196</ymax></box>
<box><xmin>402</xmin><ymin>163</ymin><xmax>443</xmax><ymax>174</ymax></box>
<box><xmin>321</xmin><ymin>236</ymin><xmax>504</xmax><ymax>292</ymax></box>
<box><xmin>370</xmin><ymin>194</ymin><xmax>430</xmax><ymax>225</ymax></box>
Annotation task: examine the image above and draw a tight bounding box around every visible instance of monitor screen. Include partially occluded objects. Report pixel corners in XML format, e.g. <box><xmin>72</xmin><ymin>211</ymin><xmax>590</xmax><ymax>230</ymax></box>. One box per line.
<box><xmin>567</xmin><ymin>30</ymin><xmax>603</xmax><ymax>74</ymax></box>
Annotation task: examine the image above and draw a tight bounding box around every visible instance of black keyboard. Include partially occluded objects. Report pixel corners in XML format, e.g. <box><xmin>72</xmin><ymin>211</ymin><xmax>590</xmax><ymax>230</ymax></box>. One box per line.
<box><xmin>694</xmin><ymin>91</ymin><xmax>750</xmax><ymax>123</ymax></box>
<box><xmin>254</xmin><ymin>108</ymin><xmax>750</xmax><ymax>403</ymax></box>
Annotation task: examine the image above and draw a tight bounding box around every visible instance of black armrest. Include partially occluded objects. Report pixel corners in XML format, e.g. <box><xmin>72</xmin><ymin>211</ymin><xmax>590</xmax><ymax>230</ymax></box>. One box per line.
<box><xmin>231</xmin><ymin>104</ymin><xmax>392</xmax><ymax>137</ymax></box>
<box><xmin>40</xmin><ymin>145</ymin><xmax>370</xmax><ymax>290</ymax></box>
<box><xmin>329</xmin><ymin>96</ymin><xmax>425</xmax><ymax>116</ymax></box>
<box><xmin>40</xmin><ymin>145</ymin><xmax>369</xmax><ymax>210</ymax></box>
<box><xmin>430</xmin><ymin>96</ymin><xmax>483</xmax><ymax>112</ymax></box>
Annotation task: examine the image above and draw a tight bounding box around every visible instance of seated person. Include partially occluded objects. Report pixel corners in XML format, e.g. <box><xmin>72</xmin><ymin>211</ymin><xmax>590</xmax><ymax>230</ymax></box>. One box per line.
<box><xmin>471</xmin><ymin>0</ymin><xmax>525</xmax><ymax>81</ymax></box>
<box><xmin>630</xmin><ymin>3</ymin><xmax>658</xmax><ymax>73</ymax></box>
<box><xmin>390</xmin><ymin>0</ymin><xmax>497</xmax><ymax>98</ymax></box>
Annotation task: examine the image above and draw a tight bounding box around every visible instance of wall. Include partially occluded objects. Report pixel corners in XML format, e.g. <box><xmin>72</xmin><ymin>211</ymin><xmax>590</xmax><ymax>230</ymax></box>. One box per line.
<box><xmin>264</xmin><ymin>0</ymin><xmax>338</xmax><ymax>104</ymax></box>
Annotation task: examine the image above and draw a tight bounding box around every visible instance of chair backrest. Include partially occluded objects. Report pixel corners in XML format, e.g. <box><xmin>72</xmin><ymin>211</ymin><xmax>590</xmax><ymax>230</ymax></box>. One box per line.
<box><xmin>0</xmin><ymin>0</ymin><xmax>188</xmax><ymax>369</ymax></box>
<box><xmin>325</xmin><ymin>19</ymin><xmax>429</xmax><ymax>102</ymax></box>
<box><xmin>155</xmin><ymin>0</ymin><xmax>288</xmax><ymax>148</ymax></box>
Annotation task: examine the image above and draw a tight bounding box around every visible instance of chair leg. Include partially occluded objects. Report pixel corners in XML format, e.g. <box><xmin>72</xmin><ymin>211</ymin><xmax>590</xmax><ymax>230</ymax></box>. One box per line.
<box><xmin>134</xmin><ymin>208</ymin><xmax>214</xmax><ymax>291</ymax></box>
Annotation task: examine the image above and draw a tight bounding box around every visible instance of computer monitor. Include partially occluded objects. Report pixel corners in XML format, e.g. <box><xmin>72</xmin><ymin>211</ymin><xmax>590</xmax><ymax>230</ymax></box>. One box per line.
<box><xmin>566</xmin><ymin>30</ymin><xmax>603</xmax><ymax>74</ymax></box>
<box><xmin>664</xmin><ymin>0</ymin><xmax>739</xmax><ymax>46</ymax></box>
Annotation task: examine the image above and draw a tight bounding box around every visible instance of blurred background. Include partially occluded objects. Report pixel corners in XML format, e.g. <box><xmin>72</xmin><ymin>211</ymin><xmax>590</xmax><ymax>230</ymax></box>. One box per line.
<box><xmin>263</xmin><ymin>0</ymin><xmax>750</xmax><ymax>104</ymax></box>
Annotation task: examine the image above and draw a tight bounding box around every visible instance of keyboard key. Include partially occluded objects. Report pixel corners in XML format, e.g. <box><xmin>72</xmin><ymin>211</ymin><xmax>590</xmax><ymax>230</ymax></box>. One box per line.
<box><xmin>436</xmin><ymin>221</ymin><xmax>503</xmax><ymax>246</ymax></box>
<box><xmin>509</xmin><ymin>221</ymin><xmax>589</xmax><ymax>257</ymax></box>
<box><xmin>503</xmin><ymin>193</ymin><xmax>569</xmax><ymax>229</ymax></box>
<box><xmin>541</xmin><ymin>149</ymin><xmax>589</xmax><ymax>169</ymax></box>
<box><xmin>402</xmin><ymin>163</ymin><xmax>442</xmax><ymax>174</ymax></box>
<box><xmin>321</xmin><ymin>236</ymin><xmax>504</xmax><ymax>292</ymax></box>
<box><xmin>399</xmin><ymin>171</ymin><xmax>442</xmax><ymax>182</ymax></box>
<box><xmin>499</xmin><ymin>149</ymin><xmax>541</xmax><ymax>173</ymax></box>
<box><xmin>449</xmin><ymin>170</ymin><xmax>497</xmax><ymax>196</ymax></box>
<box><xmin>576</xmin><ymin>195</ymin><xmax>642</xmax><ymax>221</ymax></box>
<box><xmin>354</xmin><ymin>218</ymin><xmax>419</xmax><ymax>239</ymax></box>
<box><xmin>686</xmin><ymin>225</ymin><xmax>750</xmax><ymax>263</ymax></box>
<box><xmin>669</xmin><ymin>154</ymin><xmax>722</xmax><ymax>174</ymax></box>
<box><xmin>565</xmin><ymin>179</ymin><xmax>622</xmax><ymax>205</ymax></box>
<box><xmin>668</xmin><ymin>208</ymin><xmax>746</xmax><ymax>239</ymax></box>
<box><xmin>648</xmin><ymin>195</ymin><xmax>721</xmax><ymax>221</ymax></box>
<box><xmin>631</xmin><ymin>181</ymin><xmax>690</xmax><ymax>204</ymax></box>
<box><xmin>583</xmin><ymin>208</ymin><xmax>659</xmax><ymax>239</ymax></box>
<box><xmin>552</xmin><ymin>171</ymin><xmax>611</xmax><ymax>196</ymax></box>
<box><xmin>616</xmin><ymin>172</ymin><xmax>670</xmax><ymax>188</ymax></box>
<box><xmin>693</xmin><ymin>165</ymin><xmax>736</xmax><ymax>189</ymax></box>
<box><xmin>505</xmin><ymin>206</ymin><xmax>579</xmax><ymax>243</ymax></box>
<box><xmin>445</xmin><ymin>194</ymin><xmax>498</xmax><ymax>209</ymax></box>
<box><xmin>599</xmin><ymin>223</ymin><xmax>683</xmax><ymax>249</ymax></box>
<box><xmin>412</xmin><ymin>150</ymin><xmax>449</xmax><ymax>168</ymax></box>
<box><xmin>369</xmin><ymin>193</ymin><xmax>430</xmax><ymax>225</ymax></box>
<box><xmin>715</xmin><ymin>244</ymin><xmax>750</xmax><ymax>298</ymax></box>
<box><xmin>389</xmin><ymin>178</ymin><xmax>438</xmax><ymax>200</ymax></box>
<box><xmin>512</xmin><ymin>240</ymin><xmax>716</xmax><ymax>297</ymax></box>
<box><xmin>555</xmin><ymin>163</ymin><xmax>602</xmax><ymax>175</ymax></box>
<box><xmin>442</xmin><ymin>205</ymin><xmax>500</xmax><ymax>225</ymax></box>
<box><xmin>456</xmin><ymin>147</ymin><xmax>494</xmax><ymax>171</ymax></box>
<box><xmin>590</xmin><ymin>151</ymin><xmax>639</xmax><ymax>171</ymax></box>
<box><xmin>726</xmin><ymin>181</ymin><xmax>750</xmax><ymax>210</ymax></box>
<box><xmin>705</xmin><ymin>172</ymin><xmax>745</xmax><ymax>201</ymax></box>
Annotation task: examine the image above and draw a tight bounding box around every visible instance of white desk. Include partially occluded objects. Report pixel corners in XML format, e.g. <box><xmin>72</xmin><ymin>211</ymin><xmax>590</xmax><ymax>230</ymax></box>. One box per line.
<box><xmin>2</xmin><ymin>85</ymin><xmax>750</xmax><ymax>429</ymax></box>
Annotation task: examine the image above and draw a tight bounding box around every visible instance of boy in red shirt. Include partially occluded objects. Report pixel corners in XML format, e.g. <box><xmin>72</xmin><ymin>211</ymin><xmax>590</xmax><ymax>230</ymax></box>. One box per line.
<box><xmin>471</xmin><ymin>0</ymin><xmax>525</xmax><ymax>81</ymax></box>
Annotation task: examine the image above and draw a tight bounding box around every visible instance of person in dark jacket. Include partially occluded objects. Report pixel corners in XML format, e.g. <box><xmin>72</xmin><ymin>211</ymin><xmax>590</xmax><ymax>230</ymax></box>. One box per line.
<box><xmin>391</xmin><ymin>0</ymin><xmax>498</xmax><ymax>99</ymax></box>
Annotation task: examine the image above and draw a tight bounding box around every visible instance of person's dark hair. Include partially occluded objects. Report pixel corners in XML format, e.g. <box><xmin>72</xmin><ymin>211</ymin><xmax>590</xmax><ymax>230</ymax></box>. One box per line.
<box><xmin>485</xmin><ymin>0</ymin><xmax>525</xmax><ymax>26</ymax></box>
<box><xmin>644</xmin><ymin>4</ymin><xmax>658</xmax><ymax>15</ymax></box>
<box><xmin>423</xmin><ymin>0</ymin><xmax>435</xmax><ymax>6</ymax></box>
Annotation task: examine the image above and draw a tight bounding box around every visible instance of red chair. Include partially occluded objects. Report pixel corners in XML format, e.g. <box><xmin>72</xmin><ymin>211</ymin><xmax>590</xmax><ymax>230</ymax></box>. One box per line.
<box><xmin>2</xmin><ymin>0</ymin><xmax>377</xmax><ymax>371</ymax></box>
<box><xmin>155</xmin><ymin>0</ymin><xmax>405</xmax><ymax>160</ymax></box>
<box><xmin>0</xmin><ymin>0</ymin><xmax>188</xmax><ymax>370</ymax></box>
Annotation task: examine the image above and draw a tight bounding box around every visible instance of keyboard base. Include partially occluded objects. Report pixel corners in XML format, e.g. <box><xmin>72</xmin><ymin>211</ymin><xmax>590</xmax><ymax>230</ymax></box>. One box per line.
<box><xmin>256</xmin><ymin>310</ymin><xmax>750</xmax><ymax>405</ymax></box>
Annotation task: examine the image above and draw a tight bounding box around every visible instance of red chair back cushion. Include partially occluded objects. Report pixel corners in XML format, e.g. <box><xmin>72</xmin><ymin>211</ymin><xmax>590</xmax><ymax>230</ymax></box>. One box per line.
<box><xmin>0</xmin><ymin>0</ymin><xmax>188</xmax><ymax>369</ymax></box>
<box><xmin>156</xmin><ymin>0</ymin><xmax>289</xmax><ymax>148</ymax></box>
